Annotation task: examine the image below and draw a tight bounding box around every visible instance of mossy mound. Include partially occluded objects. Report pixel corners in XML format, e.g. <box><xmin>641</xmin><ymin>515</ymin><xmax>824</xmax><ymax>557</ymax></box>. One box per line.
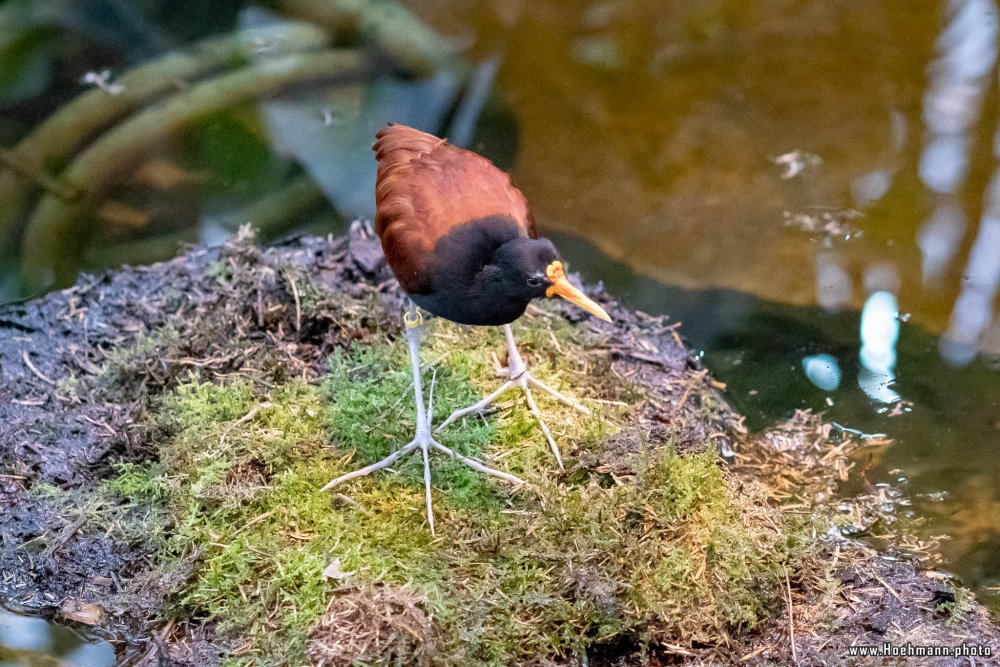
<box><xmin>104</xmin><ymin>298</ymin><xmax>808</xmax><ymax>665</ymax></box>
<box><xmin>5</xmin><ymin>228</ymin><xmax>996</xmax><ymax>666</ymax></box>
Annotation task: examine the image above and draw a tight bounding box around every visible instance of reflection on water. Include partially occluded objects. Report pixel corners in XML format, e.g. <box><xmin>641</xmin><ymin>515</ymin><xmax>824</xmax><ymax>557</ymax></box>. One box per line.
<box><xmin>942</xmin><ymin>182</ymin><xmax>1000</xmax><ymax>364</ymax></box>
<box><xmin>918</xmin><ymin>0</ymin><xmax>995</xmax><ymax>202</ymax></box>
<box><xmin>0</xmin><ymin>609</ymin><xmax>114</xmax><ymax>667</ymax></box>
<box><xmin>858</xmin><ymin>290</ymin><xmax>901</xmax><ymax>405</ymax></box>
<box><xmin>920</xmin><ymin>0</ymin><xmax>1000</xmax><ymax>365</ymax></box>
<box><xmin>802</xmin><ymin>353</ymin><xmax>841</xmax><ymax>392</ymax></box>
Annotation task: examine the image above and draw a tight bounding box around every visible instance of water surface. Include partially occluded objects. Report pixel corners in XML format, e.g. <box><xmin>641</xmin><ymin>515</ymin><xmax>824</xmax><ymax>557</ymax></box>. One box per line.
<box><xmin>0</xmin><ymin>609</ymin><xmax>114</xmax><ymax>667</ymax></box>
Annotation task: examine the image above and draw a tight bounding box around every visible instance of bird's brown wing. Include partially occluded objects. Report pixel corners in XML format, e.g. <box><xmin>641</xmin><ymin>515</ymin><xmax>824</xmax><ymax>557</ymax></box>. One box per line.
<box><xmin>373</xmin><ymin>124</ymin><xmax>536</xmax><ymax>294</ymax></box>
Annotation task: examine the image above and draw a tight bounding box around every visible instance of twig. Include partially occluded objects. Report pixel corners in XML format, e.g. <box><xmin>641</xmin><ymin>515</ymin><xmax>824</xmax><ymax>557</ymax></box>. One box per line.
<box><xmin>830</xmin><ymin>421</ymin><xmax>886</xmax><ymax>439</ymax></box>
<box><xmin>335</xmin><ymin>493</ymin><xmax>368</xmax><ymax>513</ymax></box>
<box><xmin>22</xmin><ymin>350</ymin><xmax>57</xmax><ymax>385</ymax></box>
<box><xmin>870</xmin><ymin>569</ymin><xmax>903</xmax><ymax>603</ymax></box>
<box><xmin>220</xmin><ymin>403</ymin><xmax>272</xmax><ymax>446</ymax></box>
<box><xmin>288</xmin><ymin>274</ymin><xmax>302</xmax><ymax>332</ymax></box>
<box><xmin>79</xmin><ymin>414</ymin><xmax>117</xmax><ymax>437</ymax></box>
<box><xmin>134</xmin><ymin>618</ymin><xmax>174</xmax><ymax>667</ymax></box>
<box><xmin>739</xmin><ymin>645</ymin><xmax>769</xmax><ymax>662</ymax></box>
<box><xmin>657</xmin><ymin>642</ymin><xmax>695</xmax><ymax>656</ymax></box>
<box><xmin>784</xmin><ymin>565</ymin><xmax>798</xmax><ymax>666</ymax></box>
<box><xmin>591</xmin><ymin>398</ymin><xmax>629</xmax><ymax>406</ymax></box>
<box><xmin>43</xmin><ymin>515</ymin><xmax>87</xmax><ymax>558</ymax></box>
<box><xmin>676</xmin><ymin>385</ymin><xmax>691</xmax><ymax>409</ymax></box>
<box><xmin>234</xmin><ymin>509</ymin><xmax>278</xmax><ymax>535</ymax></box>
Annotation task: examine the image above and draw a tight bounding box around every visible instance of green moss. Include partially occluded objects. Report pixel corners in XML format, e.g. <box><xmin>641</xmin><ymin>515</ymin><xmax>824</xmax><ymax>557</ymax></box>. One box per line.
<box><xmin>107</xmin><ymin>462</ymin><xmax>169</xmax><ymax>502</ymax></box>
<box><xmin>935</xmin><ymin>585</ymin><xmax>977</xmax><ymax>627</ymax></box>
<box><xmin>104</xmin><ymin>316</ymin><xmax>811</xmax><ymax>665</ymax></box>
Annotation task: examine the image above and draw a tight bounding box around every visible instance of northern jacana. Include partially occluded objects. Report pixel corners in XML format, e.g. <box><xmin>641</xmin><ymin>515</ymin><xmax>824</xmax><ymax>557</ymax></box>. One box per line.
<box><xmin>322</xmin><ymin>124</ymin><xmax>611</xmax><ymax>532</ymax></box>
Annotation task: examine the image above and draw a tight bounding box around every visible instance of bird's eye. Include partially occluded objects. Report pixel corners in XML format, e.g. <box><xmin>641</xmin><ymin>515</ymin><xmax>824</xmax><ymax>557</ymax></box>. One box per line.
<box><xmin>527</xmin><ymin>276</ymin><xmax>543</xmax><ymax>287</ymax></box>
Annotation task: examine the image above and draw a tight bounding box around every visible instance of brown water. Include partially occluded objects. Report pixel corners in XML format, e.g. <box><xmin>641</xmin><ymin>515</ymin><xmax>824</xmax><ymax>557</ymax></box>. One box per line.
<box><xmin>410</xmin><ymin>0</ymin><xmax>967</xmax><ymax>331</ymax></box>
<box><xmin>0</xmin><ymin>0</ymin><xmax>998</xmax><ymax>653</ymax></box>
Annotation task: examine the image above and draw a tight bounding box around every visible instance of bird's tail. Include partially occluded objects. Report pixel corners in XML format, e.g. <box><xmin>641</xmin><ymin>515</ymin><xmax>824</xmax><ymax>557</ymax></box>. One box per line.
<box><xmin>373</xmin><ymin>123</ymin><xmax>447</xmax><ymax>164</ymax></box>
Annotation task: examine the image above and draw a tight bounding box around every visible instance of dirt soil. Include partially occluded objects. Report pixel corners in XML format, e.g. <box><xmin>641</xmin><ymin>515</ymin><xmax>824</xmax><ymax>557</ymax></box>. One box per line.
<box><xmin>1</xmin><ymin>225</ymin><xmax>998</xmax><ymax>666</ymax></box>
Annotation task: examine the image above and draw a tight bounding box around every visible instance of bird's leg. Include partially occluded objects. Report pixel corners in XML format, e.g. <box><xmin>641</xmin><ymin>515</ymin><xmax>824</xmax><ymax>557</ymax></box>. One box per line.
<box><xmin>408</xmin><ymin>317</ymin><xmax>436</xmax><ymax>535</ymax></box>
<box><xmin>322</xmin><ymin>304</ymin><xmax>523</xmax><ymax>534</ymax></box>
<box><xmin>435</xmin><ymin>324</ymin><xmax>591</xmax><ymax>470</ymax></box>
<box><xmin>500</xmin><ymin>325</ymin><xmax>591</xmax><ymax>415</ymax></box>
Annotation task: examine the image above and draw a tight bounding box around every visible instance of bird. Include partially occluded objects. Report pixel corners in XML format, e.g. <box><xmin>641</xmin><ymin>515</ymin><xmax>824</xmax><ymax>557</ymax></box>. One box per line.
<box><xmin>321</xmin><ymin>123</ymin><xmax>611</xmax><ymax>533</ymax></box>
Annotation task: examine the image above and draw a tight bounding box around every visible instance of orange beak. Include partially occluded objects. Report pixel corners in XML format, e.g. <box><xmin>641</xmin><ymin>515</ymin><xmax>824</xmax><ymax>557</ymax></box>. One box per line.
<box><xmin>545</xmin><ymin>261</ymin><xmax>612</xmax><ymax>322</ymax></box>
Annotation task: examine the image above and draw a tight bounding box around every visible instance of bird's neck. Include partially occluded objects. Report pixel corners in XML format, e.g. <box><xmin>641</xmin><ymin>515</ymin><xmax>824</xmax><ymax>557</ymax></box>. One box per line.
<box><xmin>410</xmin><ymin>216</ymin><xmax>538</xmax><ymax>325</ymax></box>
<box><xmin>414</xmin><ymin>272</ymin><xmax>529</xmax><ymax>326</ymax></box>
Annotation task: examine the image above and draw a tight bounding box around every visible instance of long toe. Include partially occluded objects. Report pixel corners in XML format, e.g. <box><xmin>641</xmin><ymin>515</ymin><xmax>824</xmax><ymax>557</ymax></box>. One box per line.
<box><xmin>433</xmin><ymin>368</ymin><xmax>584</xmax><ymax>470</ymax></box>
<box><xmin>321</xmin><ymin>431</ymin><xmax>522</xmax><ymax>532</ymax></box>
<box><xmin>435</xmin><ymin>380</ymin><xmax>513</xmax><ymax>432</ymax></box>
<box><xmin>430</xmin><ymin>440</ymin><xmax>525</xmax><ymax>485</ymax></box>
<box><xmin>527</xmin><ymin>374</ymin><xmax>591</xmax><ymax>416</ymax></box>
<box><xmin>320</xmin><ymin>440</ymin><xmax>420</xmax><ymax>491</ymax></box>
<box><xmin>521</xmin><ymin>384</ymin><xmax>564</xmax><ymax>470</ymax></box>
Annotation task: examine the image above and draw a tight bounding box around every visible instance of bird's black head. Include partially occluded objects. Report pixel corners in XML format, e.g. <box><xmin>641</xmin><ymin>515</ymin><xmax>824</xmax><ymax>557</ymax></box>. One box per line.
<box><xmin>420</xmin><ymin>217</ymin><xmax>611</xmax><ymax>326</ymax></box>
<box><xmin>492</xmin><ymin>237</ymin><xmax>611</xmax><ymax>322</ymax></box>
<box><xmin>492</xmin><ymin>237</ymin><xmax>560</xmax><ymax>302</ymax></box>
